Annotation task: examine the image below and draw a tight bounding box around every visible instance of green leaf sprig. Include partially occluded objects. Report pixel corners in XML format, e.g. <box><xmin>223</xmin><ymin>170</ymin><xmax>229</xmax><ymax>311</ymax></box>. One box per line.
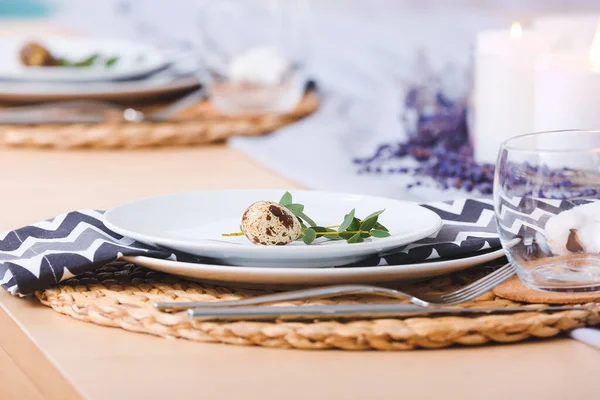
<box><xmin>56</xmin><ymin>53</ymin><xmax>120</xmax><ymax>68</ymax></box>
<box><xmin>279</xmin><ymin>192</ymin><xmax>390</xmax><ymax>245</ymax></box>
<box><xmin>223</xmin><ymin>192</ymin><xmax>391</xmax><ymax>244</ymax></box>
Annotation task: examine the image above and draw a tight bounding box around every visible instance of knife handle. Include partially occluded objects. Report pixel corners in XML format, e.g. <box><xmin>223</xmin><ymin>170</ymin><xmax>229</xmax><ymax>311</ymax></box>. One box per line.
<box><xmin>187</xmin><ymin>303</ymin><xmax>595</xmax><ymax>321</ymax></box>
<box><xmin>188</xmin><ymin>303</ymin><xmax>431</xmax><ymax>321</ymax></box>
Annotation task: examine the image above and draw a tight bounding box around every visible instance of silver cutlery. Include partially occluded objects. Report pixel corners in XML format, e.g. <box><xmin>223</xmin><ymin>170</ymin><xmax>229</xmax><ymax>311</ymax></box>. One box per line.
<box><xmin>0</xmin><ymin>87</ymin><xmax>206</xmax><ymax>125</ymax></box>
<box><xmin>154</xmin><ymin>262</ymin><xmax>516</xmax><ymax>312</ymax></box>
<box><xmin>188</xmin><ymin>303</ymin><xmax>597</xmax><ymax>321</ymax></box>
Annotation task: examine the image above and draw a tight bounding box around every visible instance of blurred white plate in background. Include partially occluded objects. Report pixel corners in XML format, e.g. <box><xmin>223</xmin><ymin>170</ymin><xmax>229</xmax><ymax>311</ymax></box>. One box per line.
<box><xmin>0</xmin><ymin>37</ymin><xmax>169</xmax><ymax>82</ymax></box>
<box><xmin>0</xmin><ymin>73</ymin><xmax>200</xmax><ymax>103</ymax></box>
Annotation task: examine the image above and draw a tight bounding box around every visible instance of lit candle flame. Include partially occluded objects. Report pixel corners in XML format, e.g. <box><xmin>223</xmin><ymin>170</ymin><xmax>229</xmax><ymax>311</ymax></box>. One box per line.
<box><xmin>510</xmin><ymin>22</ymin><xmax>523</xmax><ymax>39</ymax></box>
<box><xmin>590</xmin><ymin>24</ymin><xmax>600</xmax><ymax>70</ymax></box>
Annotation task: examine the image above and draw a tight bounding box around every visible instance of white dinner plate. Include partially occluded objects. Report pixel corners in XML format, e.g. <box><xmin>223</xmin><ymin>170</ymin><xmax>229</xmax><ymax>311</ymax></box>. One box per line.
<box><xmin>0</xmin><ymin>37</ymin><xmax>169</xmax><ymax>82</ymax></box>
<box><xmin>0</xmin><ymin>73</ymin><xmax>200</xmax><ymax>103</ymax></box>
<box><xmin>104</xmin><ymin>190</ymin><xmax>443</xmax><ymax>268</ymax></box>
<box><xmin>122</xmin><ymin>248</ymin><xmax>506</xmax><ymax>288</ymax></box>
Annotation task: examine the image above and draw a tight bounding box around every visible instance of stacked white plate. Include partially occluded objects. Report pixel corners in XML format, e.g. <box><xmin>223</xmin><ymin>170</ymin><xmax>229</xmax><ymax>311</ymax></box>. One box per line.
<box><xmin>103</xmin><ymin>190</ymin><xmax>506</xmax><ymax>287</ymax></box>
<box><xmin>0</xmin><ymin>37</ymin><xmax>200</xmax><ymax>102</ymax></box>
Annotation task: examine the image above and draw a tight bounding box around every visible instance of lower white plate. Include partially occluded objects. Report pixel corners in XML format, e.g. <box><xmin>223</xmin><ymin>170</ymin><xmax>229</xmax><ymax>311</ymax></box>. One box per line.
<box><xmin>122</xmin><ymin>248</ymin><xmax>506</xmax><ymax>288</ymax></box>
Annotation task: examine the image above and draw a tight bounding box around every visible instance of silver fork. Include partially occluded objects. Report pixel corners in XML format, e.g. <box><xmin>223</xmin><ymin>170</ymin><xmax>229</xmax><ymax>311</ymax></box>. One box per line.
<box><xmin>154</xmin><ymin>263</ymin><xmax>516</xmax><ymax>312</ymax></box>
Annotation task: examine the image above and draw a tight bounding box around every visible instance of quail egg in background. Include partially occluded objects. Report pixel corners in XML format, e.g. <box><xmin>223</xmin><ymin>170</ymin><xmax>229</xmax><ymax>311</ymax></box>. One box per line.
<box><xmin>241</xmin><ymin>201</ymin><xmax>301</xmax><ymax>245</ymax></box>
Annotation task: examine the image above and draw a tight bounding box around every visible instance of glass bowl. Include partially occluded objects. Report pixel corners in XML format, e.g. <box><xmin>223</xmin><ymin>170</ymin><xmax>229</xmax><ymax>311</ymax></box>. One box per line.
<box><xmin>494</xmin><ymin>130</ymin><xmax>600</xmax><ymax>292</ymax></box>
<box><xmin>197</xmin><ymin>0</ymin><xmax>309</xmax><ymax>114</ymax></box>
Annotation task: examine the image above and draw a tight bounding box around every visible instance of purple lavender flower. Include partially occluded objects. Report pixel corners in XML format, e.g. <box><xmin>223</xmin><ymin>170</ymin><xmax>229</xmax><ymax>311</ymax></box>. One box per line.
<box><xmin>354</xmin><ymin>84</ymin><xmax>495</xmax><ymax>194</ymax></box>
<box><xmin>356</xmin><ymin>81</ymin><xmax>600</xmax><ymax>200</ymax></box>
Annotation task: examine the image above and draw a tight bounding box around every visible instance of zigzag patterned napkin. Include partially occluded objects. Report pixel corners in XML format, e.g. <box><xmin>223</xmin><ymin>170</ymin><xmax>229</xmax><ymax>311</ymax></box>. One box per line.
<box><xmin>0</xmin><ymin>199</ymin><xmax>500</xmax><ymax>296</ymax></box>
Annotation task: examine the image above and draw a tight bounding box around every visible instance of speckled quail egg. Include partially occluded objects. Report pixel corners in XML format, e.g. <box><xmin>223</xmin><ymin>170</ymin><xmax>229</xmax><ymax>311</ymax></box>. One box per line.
<box><xmin>241</xmin><ymin>201</ymin><xmax>301</xmax><ymax>245</ymax></box>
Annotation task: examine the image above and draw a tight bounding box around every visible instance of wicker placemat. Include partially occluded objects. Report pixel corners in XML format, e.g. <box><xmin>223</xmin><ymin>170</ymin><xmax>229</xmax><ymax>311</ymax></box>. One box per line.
<box><xmin>0</xmin><ymin>90</ymin><xmax>319</xmax><ymax>149</ymax></box>
<box><xmin>35</xmin><ymin>262</ymin><xmax>600</xmax><ymax>350</ymax></box>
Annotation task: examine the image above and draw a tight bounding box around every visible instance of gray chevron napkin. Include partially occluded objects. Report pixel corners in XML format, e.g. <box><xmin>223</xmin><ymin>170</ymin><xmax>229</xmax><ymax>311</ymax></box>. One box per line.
<box><xmin>0</xmin><ymin>199</ymin><xmax>501</xmax><ymax>296</ymax></box>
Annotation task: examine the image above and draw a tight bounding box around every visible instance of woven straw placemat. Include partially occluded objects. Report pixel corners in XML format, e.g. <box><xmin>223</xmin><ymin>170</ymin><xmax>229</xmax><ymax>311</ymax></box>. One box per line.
<box><xmin>0</xmin><ymin>90</ymin><xmax>319</xmax><ymax>149</ymax></box>
<box><xmin>35</xmin><ymin>262</ymin><xmax>600</xmax><ymax>350</ymax></box>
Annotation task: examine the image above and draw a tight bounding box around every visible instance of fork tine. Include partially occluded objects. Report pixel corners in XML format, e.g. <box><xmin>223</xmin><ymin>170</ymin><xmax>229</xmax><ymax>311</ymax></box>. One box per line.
<box><xmin>442</xmin><ymin>271</ymin><xmax>515</xmax><ymax>304</ymax></box>
<box><xmin>443</xmin><ymin>274</ymin><xmax>513</xmax><ymax>303</ymax></box>
<box><xmin>442</xmin><ymin>268</ymin><xmax>514</xmax><ymax>300</ymax></box>
<box><xmin>440</xmin><ymin>264</ymin><xmax>515</xmax><ymax>303</ymax></box>
<box><xmin>440</xmin><ymin>274</ymin><xmax>513</xmax><ymax>304</ymax></box>
<box><xmin>441</xmin><ymin>264</ymin><xmax>515</xmax><ymax>300</ymax></box>
<box><xmin>441</xmin><ymin>263</ymin><xmax>514</xmax><ymax>298</ymax></box>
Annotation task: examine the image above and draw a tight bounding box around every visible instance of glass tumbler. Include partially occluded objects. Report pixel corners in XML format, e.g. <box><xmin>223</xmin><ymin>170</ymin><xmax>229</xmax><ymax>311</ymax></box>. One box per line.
<box><xmin>197</xmin><ymin>0</ymin><xmax>309</xmax><ymax>114</ymax></box>
<box><xmin>494</xmin><ymin>130</ymin><xmax>600</xmax><ymax>292</ymax></box>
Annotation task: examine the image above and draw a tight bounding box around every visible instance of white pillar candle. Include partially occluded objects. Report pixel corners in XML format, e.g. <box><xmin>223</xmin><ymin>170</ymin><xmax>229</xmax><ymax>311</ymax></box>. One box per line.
<box><xmin>533</xmin><ymin>26</ymin><xmax>600</xmax><ymax>133</ymax></box>
<box><xmin>533</xmin><ymin>14</ymin><xmax>599</xmax><ymax>52</ymax></box>
<box><xmin>472</xmin><ymin>23</ymin><xmax>550</xmax><ymax>164</ymax></box>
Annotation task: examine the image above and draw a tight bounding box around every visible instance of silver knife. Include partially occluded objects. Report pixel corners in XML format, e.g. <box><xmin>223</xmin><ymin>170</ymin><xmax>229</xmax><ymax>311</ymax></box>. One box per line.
<box><xmin>188</xmin><ymin>303</ymin><xmax>598</xmax><ymax>321</ymax></box>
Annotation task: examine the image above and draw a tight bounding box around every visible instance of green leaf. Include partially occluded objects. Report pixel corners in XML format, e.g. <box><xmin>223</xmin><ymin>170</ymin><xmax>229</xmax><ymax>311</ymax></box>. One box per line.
<box><xmin>360</xmin><ymin>216</ymin><xmax>379</xmax><ymax>232</ymax></box>
<box><xmin>285</xmin><ymin>203</ymin><xmax>304</xmax><ymax>215</ymax></box>
<box><xmin>297</xmin><ymin>211</ymin><xmax>317</xmax><ymax>227</ymax></box>
<box><xmin>371</xmin><ymin>229</ymin><xmax>391</xmax><ymax>238</ymax></box>
<box><xmin>338</xmin><ymin>231</ymin><xmax>354</xmax><ymax>240</ymax></box>
<box><xmin>363</xmin><ymin>209</ymin><xmax>385</xmax><ymax>222</ymax></box>
<box><xmin>347</xmin><ymin>233</ymin><xmax>364</xmax><ymax>244</ymax></box>
<box><xmin>347</xmin><ymin>217</ymin><xmax>361</xmax><ymax>232</ymax></box>
<box><xmin>302</xmin><ymin>228</ymin><xmax>317</xmax><ymax>244</ymax></box>
<box><xmin>74</xmin><ymin>53</ymin><xmax>99</xmax><ymax>67</ymax></box>
<box><xmin>359</xmin><ymin>210</ymin><xmax>386</xmax><ymax>232</ymax></box>
<box><xmin>374</xmin><ymin>222</ymin><xmax>389</xmax><ymax>232</ymax></box>
<box><xmin>279</xmin><ymin>192</ymin><xmax>293</xmax><ymax>206</ymax></box>
<box><xmin>105</xmin><ymin>56</ymin><xmax>119</xmax><ymax>67</ymax></box>
<box><xmin>337</xmin><ymin>218</ymin><xmax>368</xmax><ymax>239</ymax></box>
<box><xmin>55</xmin><ymin>58</ymin><xmax>70</xmax><ymax>66</ymax></box>
<box><xmin>338</xmin><ymin>209</ymin><xmax>356</xmax><ymax>233</ymax></box>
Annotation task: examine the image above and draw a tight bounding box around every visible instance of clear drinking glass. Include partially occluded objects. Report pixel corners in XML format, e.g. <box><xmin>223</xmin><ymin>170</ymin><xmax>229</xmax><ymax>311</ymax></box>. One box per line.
<box><xmin>494</xmin><ymin>130</ymin><xmax>600</xmax><ymax>292</ymax></box>
<box><xmin>197</xmin><ymin>0</ymin><xmax>309</xmax><ymax>114</ymax></box>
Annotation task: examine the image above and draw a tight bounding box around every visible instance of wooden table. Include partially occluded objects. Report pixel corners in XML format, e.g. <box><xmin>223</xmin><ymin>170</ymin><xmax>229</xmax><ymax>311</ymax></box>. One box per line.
<box><xmin>0</xmin><ymin>146</ymin><xmax>599</xmax><ymax>400</ymax></box>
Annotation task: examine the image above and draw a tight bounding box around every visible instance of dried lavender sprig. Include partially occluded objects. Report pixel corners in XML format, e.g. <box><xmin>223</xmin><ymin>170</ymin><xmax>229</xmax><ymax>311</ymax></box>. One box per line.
<box><xmin>355</xmin><ymin>88</ymin><xmax>496</xmax><ymax>194</ymax></box>
<box><xmin>356</xmin><ymin>84</ymin><xmax>600</xmax><ymax>199</ymax></box>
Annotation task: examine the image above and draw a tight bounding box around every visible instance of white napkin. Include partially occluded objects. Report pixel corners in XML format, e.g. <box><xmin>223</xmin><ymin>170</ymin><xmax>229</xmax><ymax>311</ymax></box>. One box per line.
<box><xmin>570</xmin><ymin>328</ymin><xmax>600</xmax><ymax>349</ymax></box>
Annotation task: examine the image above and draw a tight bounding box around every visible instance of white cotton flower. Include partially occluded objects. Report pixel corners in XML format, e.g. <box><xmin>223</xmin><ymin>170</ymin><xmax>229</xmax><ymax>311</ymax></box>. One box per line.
<box><xmin>228</xmin><ymin>46</ymin><xmax>289</xmax><ymax>85</ymax></box>
<box><xmin>545</xmin><ymin>202</ymin><xmax>600</xmax><ymax>255</ymax></box>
